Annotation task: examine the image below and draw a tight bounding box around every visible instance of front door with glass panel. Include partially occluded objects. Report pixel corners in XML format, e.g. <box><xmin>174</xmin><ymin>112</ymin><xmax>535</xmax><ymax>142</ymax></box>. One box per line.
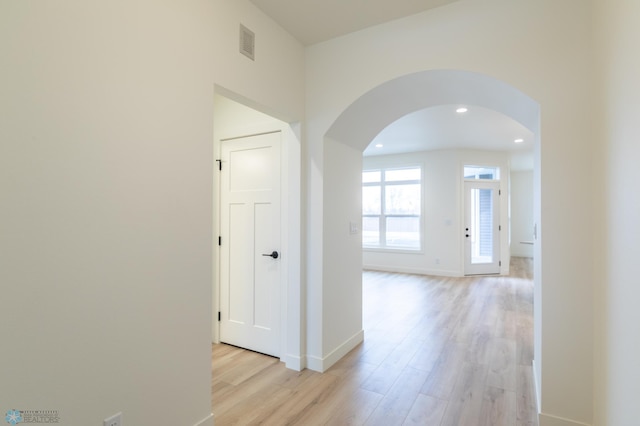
<box><xmin>464</xmin><ymin>180</ymin><xmax>500</xmax><ymax>275</ymax></box>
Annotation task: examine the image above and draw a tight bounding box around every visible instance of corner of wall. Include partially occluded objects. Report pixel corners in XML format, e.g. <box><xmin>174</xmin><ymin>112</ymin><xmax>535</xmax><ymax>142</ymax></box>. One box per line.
<box><xmin>307</xmin><ymin>330</ymin><xmax>364</xmax><ymax>373</ymax></box>
<box><xmin>283</xmin><ymin>353</ymin><xmax>305</xmax><ymax>372</ymax></box>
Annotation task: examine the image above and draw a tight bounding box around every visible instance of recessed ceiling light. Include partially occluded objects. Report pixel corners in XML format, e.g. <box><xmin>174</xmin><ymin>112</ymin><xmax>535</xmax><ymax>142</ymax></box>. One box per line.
<box><xmin>514</xmin><ymin>138</ymin><xmax>524</xmax><ymax>143</ymax></box>
<box><xmin>375</xmin><ymin>143</ymin><xmax>383</xmax><ymax>148</ymax></box>
<box><xmin>456</xmin><ymin>107</ymin><xmax>468</xmax><ymax>114</ymax></box>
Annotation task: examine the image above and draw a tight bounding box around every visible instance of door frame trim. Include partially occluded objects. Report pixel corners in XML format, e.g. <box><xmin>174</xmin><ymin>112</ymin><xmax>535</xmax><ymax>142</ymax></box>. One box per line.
<box><xmin>463</xmin><ymin>179</ymin><xmax>501</xmax><ymax>275</ymax></box>
<box><xmin>458</xmin><ymin>158</ymin><xmax>511</xmax><ymax>277</ymax></box>
<box><xmin>212</xmin><ymin>93</ymin><xmax>302</xmax><ymax>371</ymax></box>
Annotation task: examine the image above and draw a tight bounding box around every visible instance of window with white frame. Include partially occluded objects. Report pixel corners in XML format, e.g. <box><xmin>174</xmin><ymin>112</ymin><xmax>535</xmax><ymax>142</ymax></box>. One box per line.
<box><xmin>463</xmin><ymin>165</ymin><xmax>500</xmax><ymax>180</ymax></box>
<box><xmin>362</xmin><ymin>167</ymin><xmax>422</xmax><ymax>250</ymax></box>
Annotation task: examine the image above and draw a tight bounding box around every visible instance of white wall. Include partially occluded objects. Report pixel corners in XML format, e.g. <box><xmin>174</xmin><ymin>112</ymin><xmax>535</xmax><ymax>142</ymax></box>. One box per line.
<box><xmin>363</xmin><ymin>150</ymin><xmax>510</xmax><ymax>277</ymax></box>
<box><xmin>315</xmin><ymin>138</ymin><xmax>365</xmax><ymax>371</ymax></box>
<box><xmin>594</xmin><ymin>1</ymin><xmax>640</xmax><ymax>425</ymax></box>
<box><xmin>510</xmin><ymin>171</ymin><xmax>534</xmax><ymax>258</ymax></box>
<box><xmin>0</xmin><ymin>0</ymin><xmax>304</xmax><ymax>425</ymax></box>
<box><xmin>211</xmin><ymin>0</ymin><xmax>305</xmax><ymax>122</ymax></box>
<box><xmin>306</xmin><ymin>0</ymin><xmax>595</xmax><ymax>424</ymax></box>
<box><xmin>0</xmin><ymin>2</ymin><xmax>215</xmax><ymax>425</ymax></box>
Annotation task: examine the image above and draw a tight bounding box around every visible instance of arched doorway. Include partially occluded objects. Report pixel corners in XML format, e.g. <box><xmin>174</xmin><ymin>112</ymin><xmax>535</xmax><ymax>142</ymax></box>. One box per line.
<box><xmin>316</xmin><ymin>69</ymin><xmax>540</xmax><ymax>373</ymax></box>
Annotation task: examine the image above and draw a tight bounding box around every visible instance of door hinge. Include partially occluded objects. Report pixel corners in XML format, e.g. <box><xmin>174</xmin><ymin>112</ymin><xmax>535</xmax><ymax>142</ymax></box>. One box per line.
<box><xmin>216</xmin><ymin>159</ymin><xmax>222</xmax><ymax>171</ymax></box>
<box><xmin>499</xmin><ymin>225</ymin><xmax>501</xmax><ymax>231</ymax></box>
<box><xmin>218</xmin><ymin>236</ymin><xmax>222</xmax><ymax>246</ymax></box>
<box><xmin>499</xmin><ymin>261</ymin><xmax>502</xmax><ymax>266</ymax></box>
<box><xmin>499</xmin><ymin>189</ymin><xmax>501</xmax><ymax>196</ymax></box>
<box><xmin>218</xmin><ymin>311</ymin><xmax>221</xmax><ymax>321</ymax></box>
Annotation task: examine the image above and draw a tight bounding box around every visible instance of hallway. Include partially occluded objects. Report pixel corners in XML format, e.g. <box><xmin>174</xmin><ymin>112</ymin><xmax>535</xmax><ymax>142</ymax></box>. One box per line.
<box><xmin>211</xmin><ymin>257</ymin><xmax>536</xmax><ymax>425</ymax></box>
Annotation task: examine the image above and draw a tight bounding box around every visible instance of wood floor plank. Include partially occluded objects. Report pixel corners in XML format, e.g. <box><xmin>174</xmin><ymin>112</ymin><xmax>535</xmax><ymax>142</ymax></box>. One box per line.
<box><xmin>517</xmin><ymin>365</ymin><xmax>538</xmax><ymax>424</ymax></box>
<box><xmin>213</xmin><ymin>362</ymin><xmax>290</xmax><ymax>416</ymax></box>
<box><xmin>270</xmin><ymin>366</ymin><xmax>316</xmax><ymax>390</ymax></box>
<box><xmin>214</xmin><ymin>385</ymin><xmax>293</xmax><ymax>425</ymax></box>
<box><xmin>486</xmin><ymin>337</ymin><xmax>517</xmax><ymax>392</ymax></box>
<box><xmin>359</xmin><ymin>340</ymin><xmax>398</xmax><ymax>366</ymax></box>
<box><xmin>326</xmin><ymin>348</ymin><xmax>378</xmax><ymax>384</ymax></box>
<box><xmin>211</xmin><ymin>257</ymin><xmax>537</xmax><ymax>426</ymax></box>
<box><xmin>364</xmin><ymin>367</ymin><xmax>430</xmax><ymax>426</ymax></box>
<box><xmin>298</xmin><ymin>367</ymin><xmax>379</xmax><ymax>426</ymax></box>
<box><xmin>324</xmin><ymin>388</ymin><xmax>384</xmax><ymax>426</ymax></box>
<box><xmin>360</xmin><ymin>363</ymin><xmax>405</xmax><ymax>395</ymax></box>
<box><xmin>381</xmin><ymin>336</ymin><xmax>424</xmax><ymax>370</ymax></box>
<box><xmin>260</xmin><ymin>372</ymin><xmax>341</xmax><ymax>425</ymax></box>
<box><xmin>407</xmin><ymin>334</ymin><xmax>447</xmax><ymax>372</ymax></box>
<box><xmin>495</xmin><ymin>309</ymin><xmax>518</xmax><ymax>340</ymax></box>
<box><xmin>479</xmin><ymin>386</ymin><xmax>517</xmax><ymax>426</ymax></box>
<box><xmin>214</xmin><ymin>349</ymin><xmax>279</xmax><ymax>386</ymax></box>
<box><xmin>420</xmin><ymin>342</ymin><xmax>467</xmax><ymax>400</ymax></box>
<box><xmin>465</xmin><ymin>325</ymin><xmax>494</xmax><ymax>365</ymax></box>
<box><xmin>516</xmin><ymin>317</ymin><xmax>534</xmax><ymax>366</ymax></box>
<box><xmin>402</xmin><ymin>394</ymin><xmax>447</xmax><ymax>426</ymax></box>
<box><xmin>439</xmin><ymin>362</ymin><xmax>489</xmax><ymax>426</ymax></box>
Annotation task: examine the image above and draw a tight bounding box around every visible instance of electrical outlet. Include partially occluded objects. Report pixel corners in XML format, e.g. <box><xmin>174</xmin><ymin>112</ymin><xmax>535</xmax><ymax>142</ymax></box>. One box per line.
<box><xmin>104</xmin><ymin>412</ymin><xmax>122</xmax><ymax>426</ymax></box>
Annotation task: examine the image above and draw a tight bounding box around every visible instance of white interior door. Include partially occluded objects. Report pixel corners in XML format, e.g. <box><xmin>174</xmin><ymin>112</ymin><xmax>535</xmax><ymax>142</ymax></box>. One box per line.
<box><xmin>464</xmin><ymin>180</ymin><xmax>500</xmax><ymax>275</ymax></box>
<box><xmin>220</xmin><ymin>131</ymin><xmax>281</xmax><ymax>357</ymax></box>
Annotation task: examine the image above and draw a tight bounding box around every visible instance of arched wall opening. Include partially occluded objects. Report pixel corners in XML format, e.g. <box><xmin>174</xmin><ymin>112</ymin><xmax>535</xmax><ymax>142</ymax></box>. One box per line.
<box><xmin>326</xmin><ymin>70</ymin><xmax>540</xmax><ymax>151</ymax></box>
<box><xmin>318</xmin><ymin>69</ymin><xmax>541</xmax><ymax>386</ymax></box>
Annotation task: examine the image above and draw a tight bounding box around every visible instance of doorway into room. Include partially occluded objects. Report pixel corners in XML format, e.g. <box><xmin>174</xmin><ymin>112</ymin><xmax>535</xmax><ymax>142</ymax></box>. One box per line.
<box><xmin>464</xmin><ymin>180</ymin><xmax>501</xmax><ymax>275</ymax></box>
<box><xmin>320</xmin><ymin>69</ymin><xmax>539</xmax><ymax>375</ymax></box>
<box><xmin>212</xmin><ymin>90</ymin><xmax>302</xmax><ymax>369</ymax></box>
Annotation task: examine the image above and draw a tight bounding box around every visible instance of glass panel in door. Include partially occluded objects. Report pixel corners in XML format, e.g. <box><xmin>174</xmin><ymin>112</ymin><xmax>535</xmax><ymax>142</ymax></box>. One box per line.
<box><xmin>464</xmin><ymin>181</ymin><xmax>500</xmax><ymax>275</ymax></box>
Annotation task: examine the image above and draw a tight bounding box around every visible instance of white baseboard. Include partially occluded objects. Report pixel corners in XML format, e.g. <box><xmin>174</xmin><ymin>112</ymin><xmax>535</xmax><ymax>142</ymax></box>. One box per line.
<box><xmin>306</xmin><ymin>355</ymin><xmax>323</xmax><ymax>372</ymax></box>
<box><xmin>282</xmin><ymin>353</ymin><xmax>304</xmax><ymax>371</ymax></box>
<box><xmin>539</xmin><ymin>413</ymin><xmax>591</xmax><ymax>426</ymax></box>
<box><xmin>193</xmin><ymin>413</ymin><xmax>214</xmax><ymax>426</ymax></box>
<box><xmin>363</xmin><ymin>264</ymin><xmax>462</xmax><ymax>277</ymax></box>
<box><xmin>306</xmin><ymin>329</ymin><xmax>364</xmax><ymax>373</ymax></box>
<box><xmin>532</xmin><ymin>359</ymin><xmax>541</xmax><ymax>414</ymax></box>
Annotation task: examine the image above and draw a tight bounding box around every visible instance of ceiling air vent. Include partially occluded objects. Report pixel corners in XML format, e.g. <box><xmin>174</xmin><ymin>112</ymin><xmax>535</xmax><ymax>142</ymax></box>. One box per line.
<box><xmin>239</xmin><ymin>24</ymin><xmax>255</xmax><ymax>61</ymax></box>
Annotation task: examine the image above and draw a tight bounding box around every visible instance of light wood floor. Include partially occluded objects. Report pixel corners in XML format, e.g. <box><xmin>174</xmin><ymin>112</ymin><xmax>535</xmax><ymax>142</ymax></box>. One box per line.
<box><xmin>212</xmin><ymin>257</ymin><xmax>537</xmax><ymax>426</ymax></box>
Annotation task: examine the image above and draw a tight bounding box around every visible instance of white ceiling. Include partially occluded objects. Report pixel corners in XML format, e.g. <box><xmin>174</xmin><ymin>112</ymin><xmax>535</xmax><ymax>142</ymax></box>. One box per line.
<box><xmin>249</xmin><ymin>1</ymin><xmax>534</xmax><ymax>170</ymax></box>
<box><xmin>364</xmin><ymin>105</ymin><xmax>534</xmax><ymax>170</ymax></box>
<box><xmin>250</xmin><ymin>0</ymin><xmax>461</xmax><ymax>45</ymax></box>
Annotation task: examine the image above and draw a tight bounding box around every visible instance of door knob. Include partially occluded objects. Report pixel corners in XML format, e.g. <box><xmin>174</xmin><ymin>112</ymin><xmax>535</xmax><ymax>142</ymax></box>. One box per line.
<box><xmin>262</xmin><ymin>251</ymin><xmax>279</xmax><ymax>259</ymax></box>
